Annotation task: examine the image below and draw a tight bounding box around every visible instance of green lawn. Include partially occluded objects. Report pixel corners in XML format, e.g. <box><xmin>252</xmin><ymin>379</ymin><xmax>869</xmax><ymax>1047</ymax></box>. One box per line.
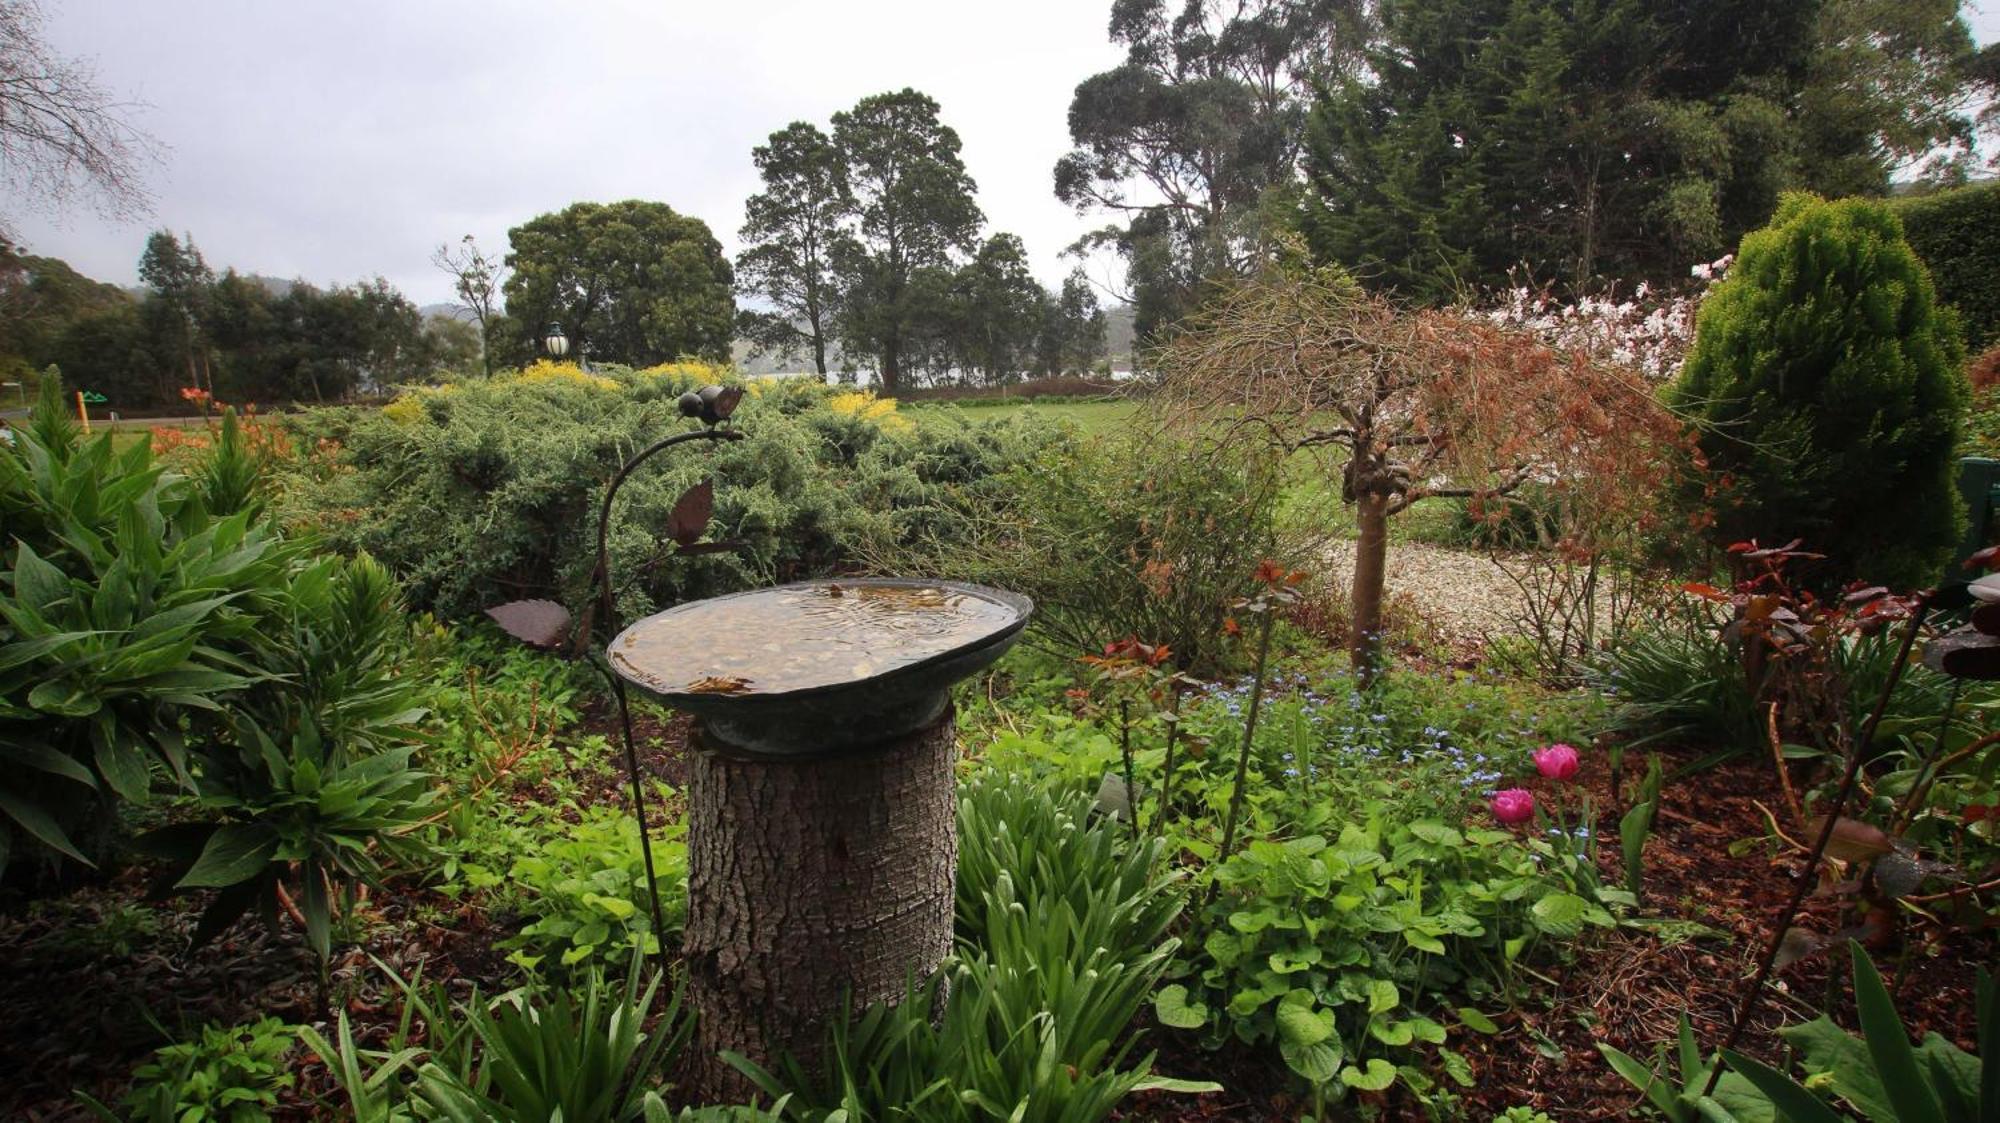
<box><xmin>905</xmin><ymin>398</ymin><xmax>1142</xmax><ymax>436</ymax></box>
<box><xmin>905</xmin><ymin>396</ymin><xmax>1473</xmax><ymax>547</ymax></box>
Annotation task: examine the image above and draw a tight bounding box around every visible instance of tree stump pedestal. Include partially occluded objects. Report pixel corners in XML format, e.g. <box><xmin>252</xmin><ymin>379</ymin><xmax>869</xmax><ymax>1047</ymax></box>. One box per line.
<box><xmin>680</xmin><ymin>711</ymin><xmax>959</xmax><ymax>1101</ymax></box>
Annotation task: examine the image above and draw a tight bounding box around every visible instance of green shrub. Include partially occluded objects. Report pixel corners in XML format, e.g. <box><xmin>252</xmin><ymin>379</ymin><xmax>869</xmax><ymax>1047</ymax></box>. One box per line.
<box><xmin>871</xmin><ymin>431</ymin><xmax>1288</xmax><ymax>673</ymax></box>
<box><xmin>1669</xmin><ymin>192</ymin><xmax>1968</xmax><ymax>591</ymax></box>
<box><xmin>87</xmin><ymin>1017</ymin><xmax>297</xmax><ymax>1123</ymax></box>
<box><xmin>1964</xmin><ymin>383</ymin><xmax>2000</xmax><ymax>460</ymax></box>
<box><xmin>1435</xmin><ymin>486</ymin><xmax>1561</xmax><ymax>551</ymax></box>
<box><xmin>2</xmin><ymin>378</ymin><xmax>437</xmax><ymax>964</ymax></box>
<box><xmin>969</xmin><ymin>664</ymin><xmax>1612</xmax><ymax>1113</ymax></box>
<box><xmin>282</xmin><ymin>365</ymin><xmax>1063</xmax><ymax>624</ymax></box>
<box><xmin>1894</xmin><ymin>180</ymin><xmax>2000</xmax><ymax>351</ymax></box>
<box><xmin>1176</xmin><ymin>817</ymin><xmax>1614</xmax><ymax>1110</ymax></box>
<box><xmin>301</xmin><ymin>965</ymin><xmax>776</xmax><ymax>1121</ymax></box>
<box><xmin>1</xmin><ymin>382</ymin><xmax>298</xmax><ymax>873</ymax></box>
<box><xmin>498</xmin><ymin>804</ymin><xmax>687</xmax><ymax>974</ymax></box>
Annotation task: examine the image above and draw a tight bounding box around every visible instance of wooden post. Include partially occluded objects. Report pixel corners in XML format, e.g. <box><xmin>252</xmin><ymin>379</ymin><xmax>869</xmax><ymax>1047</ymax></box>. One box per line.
<box><xmin>680</xmin><ymin>709</ymin><xmax>958</xmax><ymax>1100</ymax></box>
<box><xmin>75</xmin><ymin>390</ymin><xmax>90</xmax><ymax>434</ymax></box>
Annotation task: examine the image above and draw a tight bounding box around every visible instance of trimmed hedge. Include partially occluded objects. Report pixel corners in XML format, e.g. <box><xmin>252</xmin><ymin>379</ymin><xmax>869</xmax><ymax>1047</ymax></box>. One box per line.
<box><xmin>1894</xmin><ymin>181</ymin><xmax>2000</xmax><ymax>352</ymax></box>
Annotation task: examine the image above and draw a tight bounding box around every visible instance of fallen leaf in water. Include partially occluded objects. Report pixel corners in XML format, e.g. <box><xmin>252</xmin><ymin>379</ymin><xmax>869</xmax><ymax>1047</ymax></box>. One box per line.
<box><xmin>685</xmin><ymin>676</ymin><xmax>753</xmax><ymax>694</ymax></box>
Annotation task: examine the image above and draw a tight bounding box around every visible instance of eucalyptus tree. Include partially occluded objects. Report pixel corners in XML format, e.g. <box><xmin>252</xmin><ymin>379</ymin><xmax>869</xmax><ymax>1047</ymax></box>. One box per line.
<box><xmin>430</xmin><ymin>234</ymin><xmax>507</xmax><ymax>376</ymax></box>
<box><xmin>1055</xmin><ymin>0</ymin><xmax>1368</xmax><ymax>344</ymax></box>
<box><xmin>950</xmin><ymin>233</ymin><xmax>1045</xmax><ymax>384</ymax></box>
<box><xmin>138</xmin><ymin>230</ymin><xmax>214</xmax><ymax>394</ymax></box>
<box><xmin>736</xmin><ymin>122</ymin><xmax>853</xmax><ymax>378</ymax></box>
<box><xmin>1035</xmin><ymin>268</ymin><xmax>1108</xmax><ymax>376</ymax></box>
<box><xmin>831</xmin><ymin>89</ymin><xmax>982</xmax><ymax>393</ymax></box>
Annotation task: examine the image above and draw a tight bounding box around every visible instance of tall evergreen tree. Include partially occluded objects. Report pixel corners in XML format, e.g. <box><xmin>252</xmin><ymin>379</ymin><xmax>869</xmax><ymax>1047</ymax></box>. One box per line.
<box><xmin>138</xmin><ymin>229</ymin><xmax>214</xmax><ymax>395</ymax></box>
<box><xmin>1301</xmin><ymin>0</ymin><xmax>1994</xmax><ymax>299</ymax></box>
<box><xmin>1035</xmin><ymin>269</ymin><xmax>1108</xmax><ymax>376</ymax></box>
<box><xmin>831</xmin><ymin>90</ymin><xmax>982</xmax><ymax>392</ymax></box>
<box><xmin>1057</xmin><ymin>0</ymin><xmax>1367</xmax><ymax>343</ymax></box>
<box><xmin>737</xmin><ymin>122</ymin><xmax>853</xmax><ymax>377</ymax></box>
<box><xmin>1303</xmin><ymin>0</ymin><xmax>1822</xmax><ymax>298</ymax></box>
<box><xmin>950</xmin><ymin>233</ymin><xmax>1045</xmax><ymax>383</ymax></box>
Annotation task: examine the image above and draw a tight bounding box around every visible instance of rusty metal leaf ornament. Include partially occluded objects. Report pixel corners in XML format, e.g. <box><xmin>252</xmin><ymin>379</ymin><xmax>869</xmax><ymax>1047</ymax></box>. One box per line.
<box><xmin>1807</xmin><ymin>815</ymin><xmax>1896</xmax><ymax>864</ymax></box>
<box><xmin>667</xmin><ymin>479</ymin><xmax>714</xmax><ymax>547</ymax></box>
<box><xmin>707</xmin><ymin>385</ymin><xmax>743</xmax><ymax>422</ymax></box>
<box><xmin>485</xmin><ymin>599</ymin><xmax>573</xmax><ymax>651</ymax></box>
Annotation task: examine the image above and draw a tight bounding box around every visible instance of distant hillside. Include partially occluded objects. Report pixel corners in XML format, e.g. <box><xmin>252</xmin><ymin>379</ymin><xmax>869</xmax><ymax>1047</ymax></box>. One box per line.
<box><xmin>1104</xmin><ymin>303</ymin><xmax>1134</xmax><ymax>369</ymax></box>
<box><xmin>125</xmin><ymin>272</ymin><xmax>302</xmax><ymax>301</ymax></box>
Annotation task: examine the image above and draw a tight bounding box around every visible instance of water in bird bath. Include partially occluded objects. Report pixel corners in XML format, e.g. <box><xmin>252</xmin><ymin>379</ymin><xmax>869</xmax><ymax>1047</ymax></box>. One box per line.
<box><xmin>610</xmin><ymin>580</ymin><xmax>1021</xmax><ymax>698</ymax></box>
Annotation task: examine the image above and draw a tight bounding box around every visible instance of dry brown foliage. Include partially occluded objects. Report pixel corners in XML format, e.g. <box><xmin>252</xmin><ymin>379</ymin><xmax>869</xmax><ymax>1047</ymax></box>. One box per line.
<box><xmin>1155</xmin><ymin>268</ymin><xmax>1683</xmax><ymax>526</ymax></box>
<box><xmin>1154</xmin><ymin>268</ymin><xmax>1688</xmax><ymax>678</ymax></box>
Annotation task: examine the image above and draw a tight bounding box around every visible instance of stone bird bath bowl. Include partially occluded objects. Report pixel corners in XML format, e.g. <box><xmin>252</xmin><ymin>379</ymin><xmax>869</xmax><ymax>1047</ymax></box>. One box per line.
<box><xmin>608</xmin><ymin>577</ymin><xmax>1032</xmax><ymax>758</ymax></box>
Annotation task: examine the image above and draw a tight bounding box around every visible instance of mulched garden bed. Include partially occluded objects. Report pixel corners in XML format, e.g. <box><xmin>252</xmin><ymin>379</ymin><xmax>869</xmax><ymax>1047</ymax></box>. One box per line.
<box><xmin>0</xmin><ymin>721</ymin><xmax>1986</xmax><ymax>1120</ymax></box>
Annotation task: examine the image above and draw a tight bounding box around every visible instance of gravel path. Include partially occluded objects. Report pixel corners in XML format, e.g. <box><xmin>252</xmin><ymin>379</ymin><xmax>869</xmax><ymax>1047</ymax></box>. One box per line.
<box><xmin>1320</xmin><ymin>539</ymin><xmax>1645</xmax><ymax>644</ymax></box>
<box><xmin>1323</xmin><ymin>540</ymin><xmax>1530</xmax><ymax>638</ymax></box>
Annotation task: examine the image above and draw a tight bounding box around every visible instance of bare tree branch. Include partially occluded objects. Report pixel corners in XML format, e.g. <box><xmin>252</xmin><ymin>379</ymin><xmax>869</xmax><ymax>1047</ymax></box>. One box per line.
<box><xmin>0</xmin><ymin>0</ymin><xmax>160</xmax><ymax>238</ymax></box>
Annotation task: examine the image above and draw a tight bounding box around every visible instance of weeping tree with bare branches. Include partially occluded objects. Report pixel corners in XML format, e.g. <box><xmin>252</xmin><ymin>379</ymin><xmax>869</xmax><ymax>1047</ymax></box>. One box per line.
<box><xmin>1</xmin><ymin>1</ymin><xmax>158</xmax><ymax>241</ymax></box>
<box><xmin>1157</xmin><ymin>266</ymin><xmax>1685</xmax><ymax>683</ymax></box>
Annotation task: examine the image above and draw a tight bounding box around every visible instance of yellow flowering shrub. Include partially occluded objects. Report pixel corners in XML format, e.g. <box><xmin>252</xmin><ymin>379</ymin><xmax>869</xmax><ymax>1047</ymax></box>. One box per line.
<box><xmin>505</xmin><ymin>360</ymin><xmax>620</xmax><ymax>393</ymax></box>
<box><xmin>826</xmin><ymin>390</ymin><xmax>912</xmax><ymax>435</ymax></box>
<box><xmin>380</xmin><ymin>393</ymin><xmax>432</xmax><ymax>426</ymax></box>
<box><xmin>635</xmin><ymin>359</ymin><xmax>733</xmax><ymax>388</ymax></box>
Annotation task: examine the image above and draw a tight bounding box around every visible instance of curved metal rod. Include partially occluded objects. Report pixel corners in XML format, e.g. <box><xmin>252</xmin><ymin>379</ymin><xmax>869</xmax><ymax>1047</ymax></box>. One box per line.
<box><xmin>1699</xmin><ymin>591</ymin><xmax>1932</xmax><ymax>1097</ymax></box>
<box><xmin>592</xmin><ymin>422</ymin><xmax>746</xmax><ymax>973</ymax></box>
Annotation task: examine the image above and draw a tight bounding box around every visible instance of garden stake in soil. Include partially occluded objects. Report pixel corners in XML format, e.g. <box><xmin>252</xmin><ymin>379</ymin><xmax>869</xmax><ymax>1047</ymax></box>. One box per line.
<box><xmin>592</xmin><ymin>417</ymin><xmax>746</xmax><ymax>978</ymax></box>
<box><xmin>487</xmin><ymin>386</ymin><xmax>748</xmax><ymax>982</ymax></box>
<box><xmin>1699</xmin><ymin>591</ymin><xmax>1932</xmax><ymax>1098</ymax></box>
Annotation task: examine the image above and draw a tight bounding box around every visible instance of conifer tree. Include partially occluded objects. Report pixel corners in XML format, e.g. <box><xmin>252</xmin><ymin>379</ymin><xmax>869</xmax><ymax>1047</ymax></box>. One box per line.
<box><xmin>1669</xmin><ymin>192</ymin><xmax>1967</xmax><ymax>589</ymax></box>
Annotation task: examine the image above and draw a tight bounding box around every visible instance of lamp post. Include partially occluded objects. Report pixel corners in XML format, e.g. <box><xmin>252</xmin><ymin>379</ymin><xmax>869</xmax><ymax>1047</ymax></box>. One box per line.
<box><xmin>542</xmin><ymin>322</ymin><xmax>570</xmax><ymax>362</ymax></box>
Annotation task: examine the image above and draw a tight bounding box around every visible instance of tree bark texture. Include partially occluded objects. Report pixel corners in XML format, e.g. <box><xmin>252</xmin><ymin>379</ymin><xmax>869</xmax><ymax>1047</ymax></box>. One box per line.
<box><xmin>681</xmin><ymin>710</ymin><xmax>958</xmax><ymax>1101</ymax></box>
<box><xmin>1351</xmin><ymin>492</ymin><xmax>1390</xmax><ymax>687</ymax></box>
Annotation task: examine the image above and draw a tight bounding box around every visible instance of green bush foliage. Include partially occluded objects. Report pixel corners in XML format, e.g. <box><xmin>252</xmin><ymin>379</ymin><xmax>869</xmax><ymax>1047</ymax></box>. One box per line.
<box><xmin>496</xmin><ymin>804</ymin><xmax>686</xmax><ymax>975</ymax></box>
<box><xmin>86</xmin><ymin>1017</ymin><xmax>298</xmax><ymax>1123</ymax></box>
<box><xmin>282</xmin><ymin>366</ymin><xmax>1064</xmax><ymax>623</ymax></box>
<box><xmin>971</xmin><ymin>659</ymin><xmax>1610</xmax><ymax>1111</ymax></box>
<box><xmin>1</xmin><ymin>378</ymin><xmax>436</xmax><ymax>963</ymax></box>
<box><xmin>1894</xmin><ymin>181</ymin><xmax>2000</xmax><ymax>352</ymax></box>
<box><xmin>1669</xmin><ymin>192</ymin><xmax>1967</xmax><ymax>591</ymax></box>
<box><xmin>870</xmin><ymin>431</ymin><xmax>1288</xmax><ymax>673</ymax></box>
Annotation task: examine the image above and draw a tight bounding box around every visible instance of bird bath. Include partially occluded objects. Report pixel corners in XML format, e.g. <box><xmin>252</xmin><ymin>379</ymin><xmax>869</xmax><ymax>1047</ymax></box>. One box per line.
<box><xmin>608</xmin><ymin>577</ymin><xmax>1030</xmax><ymax>1096</ymax></box>
<box><xmin>610</xmin><ymin>578</ymin><xmax>1030</xmax><ymax>758</ymax></box>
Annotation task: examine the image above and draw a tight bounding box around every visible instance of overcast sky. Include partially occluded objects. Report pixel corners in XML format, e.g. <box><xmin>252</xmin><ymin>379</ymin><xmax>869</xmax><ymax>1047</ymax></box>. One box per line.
<box><xmin>12</xmin><ymin>1</ymin><xmax>2000</xmax><ymax>308</ymax></box>
<box><xmin>11</xmin><ymin>0</ymin><xmax>1126</xmax><ymax>305</ymax></box>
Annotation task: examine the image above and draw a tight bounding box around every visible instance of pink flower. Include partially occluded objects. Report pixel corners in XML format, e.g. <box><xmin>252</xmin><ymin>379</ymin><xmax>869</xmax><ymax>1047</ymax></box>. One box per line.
<box><xmin>1534</xmin><ymin>743</ymin><xmax>1581</xmax><ymax>782</ymax></box>
<box><xmin>1490</xmin><ymin>788</ymin><xmax>1536</xmax><ymax>825</ymax></box>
